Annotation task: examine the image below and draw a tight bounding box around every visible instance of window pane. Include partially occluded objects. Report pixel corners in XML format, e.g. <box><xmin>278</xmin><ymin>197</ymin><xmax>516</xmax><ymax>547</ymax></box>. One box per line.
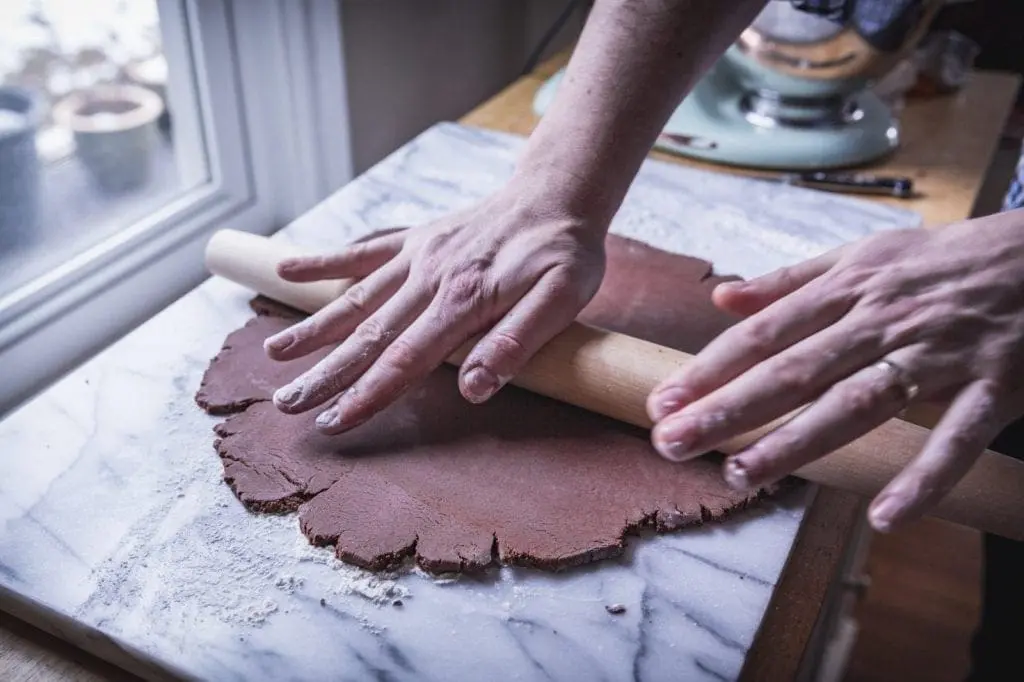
<box><xmin>0</xmin><ymin>0</ymin><xmax>208</xmax><ymax>296</ymax></box>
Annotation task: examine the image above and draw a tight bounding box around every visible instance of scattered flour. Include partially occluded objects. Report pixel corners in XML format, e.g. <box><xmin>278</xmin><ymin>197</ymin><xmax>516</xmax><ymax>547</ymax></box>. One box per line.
<box><xmin>337</xmin><ymin>573</ymin><xmax>410</xmax><ymax>606</ymax></box>
<box><xmin>74</xmin><ymin>416</ymin><xmax>423</xmax><ymax>637</ymax></box>
<box><xmin>289</xmin><ymin>532</ymin><xmax>411</xmax><ymax>605</ymax></box>
<box><xmin>415</xmin><ymin>567</ymin><xmax>462</xmax><ymax>586</ymax></box>
<box><xmin>274</xmin><ymin>574</ymin><xmax>305</xmax><ymax>594</ymax></box>
<box><xmin>245</xmin><ymin>599</ymin><xmax>279</xmax><ymax>626</ymax></box>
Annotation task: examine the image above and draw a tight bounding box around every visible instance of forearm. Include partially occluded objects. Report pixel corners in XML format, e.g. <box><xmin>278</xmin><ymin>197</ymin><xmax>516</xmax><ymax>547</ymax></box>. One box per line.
<box><xmin>515</xmin><ymin>0</ymin><xmax>768</xmax><ymax>224</ymax></box>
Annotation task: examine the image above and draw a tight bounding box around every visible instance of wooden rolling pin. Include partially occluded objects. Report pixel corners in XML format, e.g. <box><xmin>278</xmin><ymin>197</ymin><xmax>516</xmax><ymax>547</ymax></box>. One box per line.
<box><xmin>206</xmin><ymin>229</ymin><xmax>1024</xmax><ymax>541</ymax></box>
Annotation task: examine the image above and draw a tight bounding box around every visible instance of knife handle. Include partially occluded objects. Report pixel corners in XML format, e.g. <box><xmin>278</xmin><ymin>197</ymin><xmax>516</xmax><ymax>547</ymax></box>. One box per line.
<box><xmin>783</xmin><ymin>172</ymin><xmax>914</xmax><ymax>198</ymax></box>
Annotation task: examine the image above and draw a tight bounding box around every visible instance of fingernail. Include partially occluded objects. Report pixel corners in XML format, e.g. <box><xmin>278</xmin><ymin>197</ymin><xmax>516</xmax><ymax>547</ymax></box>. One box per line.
<box><xmin>650</xmin><ymin>387</ymin><xmax>692</xmax><ymax>421</ymax></box>
<box><xmin>277</xmin><ymin>259</ymin><xmax>299</xmax><ymax>273</ymax></box>
<box><xmin>868</xmin><ymin>495</ymin><xmax>907</xmax><ymax>533</ymax></box>
<box><xmin>717</xmin><ymin>280</ymin><xmax>745</xmax><ymax>293</ymax></box>
<box><xmin>654</xmin><ymin>417</ymin><xmax>701</xmax><ymax>461</ymax></box>
<box><xmin>315</xmin><ymin>406</ymin><xmax>340</xmax><ymax>429</ymax></box>
<box><xmin>723</xmin><ymin>457</ymin><xmax>751</xmax><ymax>490</ymax></box>
<box><xmin>658</xmin><ymin>442</ymin><xmax>688</xmax><ymax>461</ymax></box>
<box><xmin>265</xmin><ymin>332</ymin><xmax>294</xmax><ymax>354</ymax></box>
<box><xmin>275</xmin><ymin>383</ymin><xmax>303</xmax><ymax>407</ymax></box>
<box><xmin>463</xmin><ymin>367</ymin><xmax>500</xmax><ymax>404</ymax></box>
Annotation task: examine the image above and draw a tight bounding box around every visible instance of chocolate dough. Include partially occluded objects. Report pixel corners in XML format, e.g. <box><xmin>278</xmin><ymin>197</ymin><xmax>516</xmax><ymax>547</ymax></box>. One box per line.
<box><xmin>198</xmin><ymin>235</ymin><xmax>772</xmax><ymax>573</ymax></box>
<box><xmin>195</xmin><ymin>315</ymin><xmax>320</xmax><ymax>414</ymax></box>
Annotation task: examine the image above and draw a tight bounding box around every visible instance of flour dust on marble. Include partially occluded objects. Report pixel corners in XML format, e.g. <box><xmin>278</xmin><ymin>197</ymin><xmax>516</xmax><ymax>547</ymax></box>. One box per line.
<box><xmin>75</xmin><ymin>397</ymin><xmax>413</xmax><ymax>633</ymax></box>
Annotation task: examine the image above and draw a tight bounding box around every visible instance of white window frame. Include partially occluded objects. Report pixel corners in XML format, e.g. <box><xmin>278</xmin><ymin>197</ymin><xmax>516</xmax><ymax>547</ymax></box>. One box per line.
<box><xmin>0</xmin><ymin>0</ymin><xmax>353</xmax><ymax>415</ymax></box>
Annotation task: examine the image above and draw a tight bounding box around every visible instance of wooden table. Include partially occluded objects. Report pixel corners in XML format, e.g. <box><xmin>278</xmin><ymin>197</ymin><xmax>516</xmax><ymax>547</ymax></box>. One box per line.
<box><xmin>2</xmin><ymin>50</ymin><xmax>1019</xmax><ymax>682</ymax></box>
<box><xmin>466</xmin><ymin>51</ymin><xmax>1020</xmax><ymax>229</ymax></box>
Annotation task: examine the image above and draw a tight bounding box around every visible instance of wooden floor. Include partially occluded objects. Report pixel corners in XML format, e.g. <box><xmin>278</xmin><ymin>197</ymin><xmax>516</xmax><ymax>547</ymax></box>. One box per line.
<box><xmin>843</xmin><ymin>517</ymin><xmax>983</xmax><ymax>682</ymax></box>
<box><xmin>0</xmin><ymin>617</ymin><xmax>139</xmax><ymax>682</ymax></box>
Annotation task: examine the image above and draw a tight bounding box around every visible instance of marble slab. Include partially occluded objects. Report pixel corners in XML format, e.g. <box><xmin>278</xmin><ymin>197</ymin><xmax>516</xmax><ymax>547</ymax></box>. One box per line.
<box><xmin>0</xmin><ymin>122</ymin><xmax>920</xmax><ymax>682</ymax></box>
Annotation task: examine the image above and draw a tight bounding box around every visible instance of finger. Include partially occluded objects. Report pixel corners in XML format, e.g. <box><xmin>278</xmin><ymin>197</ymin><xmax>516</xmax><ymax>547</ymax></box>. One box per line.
<box><xmin>711</xmin><ymin>247</ymin><xmax>842</xmax><ymax>317</ymax></box>
<box><xmin>458</xmin><ymin>268</ymin><xmax>582</xmax><ymax>404</ymax></box>
<box><xmin>265</xmin><ymin>259</ymin><xmax>408</xmax><ymax>360</ymax></box>
<box><xmin>315</xmin><ymin>289</ymin><xmax>492</xmax><ymax>434</ymax></box>
<box><xmin>272</xmin><ymin>283</ymin><xmax>429</xmax><ymax>414</ymax></box>
<box><xmin>867</xmin><ymin>379</ymin><xmax>1010</xmax><ymax>533</ymax></box>
<box><xmin>718</xmin><ymin>348</ymin><xmax>930</xmax><ymax>490</ymax></box>
<box><xmin>648</xmin><ymin>308</ymin><xmax>892</xmax><ymax>460</ymax></box>
<box><xmin>277</xmin><ymin>231</ymin><xmax>405</xmax><ymax>282</ymax></box>
<box><xmin>647</xmin><ymin>274</ymin><xmax>854</xmax><ymax>423</ymax></box>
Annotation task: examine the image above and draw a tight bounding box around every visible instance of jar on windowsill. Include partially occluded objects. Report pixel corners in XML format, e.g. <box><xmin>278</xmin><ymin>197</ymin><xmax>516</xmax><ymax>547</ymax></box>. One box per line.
<box><xmin>125</xmin><ymin>54</ymin><xmax>171</xmax><ymax>135</ymax></box>
<box><xmin>53</xmin><ymin>84</ymin><xmax>164</xmax><ymax>194</ymax></box>
<box><xmin>0</xmin><ymin>86</ymin><xmax>42</xmax><ymax>250</ymax></box>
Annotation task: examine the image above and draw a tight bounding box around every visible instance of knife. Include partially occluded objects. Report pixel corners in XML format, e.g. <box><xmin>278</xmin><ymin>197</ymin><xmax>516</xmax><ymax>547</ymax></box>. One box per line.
<box><xmin>776</xmin><ymin>171</ymin><xmax>914</xmax><ymax>198</ymax></box>
<box><xmin>654</xmin><ymin>133</ymin><xmax>914</xmax><ymax>199</ymax></box>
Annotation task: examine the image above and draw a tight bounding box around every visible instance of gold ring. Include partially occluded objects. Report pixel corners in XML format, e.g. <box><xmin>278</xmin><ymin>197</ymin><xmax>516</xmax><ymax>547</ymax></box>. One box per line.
<box><xmin>874</xmin><ymin>358</ymin><xmax>920</xmax><ymax>404</ymax></box>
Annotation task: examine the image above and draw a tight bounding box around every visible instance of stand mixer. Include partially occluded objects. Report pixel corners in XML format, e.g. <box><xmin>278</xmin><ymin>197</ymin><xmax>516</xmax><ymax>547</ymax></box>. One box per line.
<box><xmin>533</xmin><ymin>0</ymin><xmax>944</xmax><ymax>170</ymax></box>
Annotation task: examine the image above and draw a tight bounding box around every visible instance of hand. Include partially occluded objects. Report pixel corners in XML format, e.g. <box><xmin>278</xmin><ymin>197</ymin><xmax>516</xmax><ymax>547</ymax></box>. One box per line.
<box><xmin>645</xmin><ymin>209</ymin><xmax>1024</xmax><ymax>533</ymax></box>
<box><xmin>264</xmin><ymin>183</ymin><xmax>607</xmax><ymax>434</ymax></box>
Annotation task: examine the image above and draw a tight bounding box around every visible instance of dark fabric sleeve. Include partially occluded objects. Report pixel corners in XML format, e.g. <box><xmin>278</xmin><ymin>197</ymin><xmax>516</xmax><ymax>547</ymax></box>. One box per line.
<box><xmin>789</xmin><ymin>0</ymin><xmax>849</xmax><ymax>19</ymax></box>
<box><xmin>787</xmin><ymin>0</ymin><xmax>929</xmax><ymax>52</ymax></box>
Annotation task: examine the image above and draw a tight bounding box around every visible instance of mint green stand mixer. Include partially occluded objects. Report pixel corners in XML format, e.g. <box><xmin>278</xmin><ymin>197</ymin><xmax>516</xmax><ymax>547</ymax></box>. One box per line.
<box><xmin>533</xmin><ymin>1</ymin><xmax>943</xmax><ymax>170</ymax></box>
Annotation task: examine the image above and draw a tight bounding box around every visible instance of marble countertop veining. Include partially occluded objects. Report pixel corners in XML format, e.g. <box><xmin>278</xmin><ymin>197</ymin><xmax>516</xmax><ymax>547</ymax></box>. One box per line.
<box><xmin>0</xmin><ymin>122</ymin><xmax>920</xmax><ymax>682</ymax></box>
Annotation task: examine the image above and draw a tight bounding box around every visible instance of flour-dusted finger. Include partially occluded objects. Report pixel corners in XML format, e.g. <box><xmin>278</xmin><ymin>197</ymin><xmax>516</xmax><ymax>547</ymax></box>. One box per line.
<box><xmin>315</xmin><ymin>291</ymin><xmax>496</xmax><ymax>434</ymax></box>
<box><xmin>647</xmin><ymin>278</ymin><xmax>854</xmax><ymax>423</ymax></box>
<box><xmin>277</xmin><ymin>230</ymin><xmax>406</xmax><ymax>282</ymax></box>
<box><xmin>650</xmin><ymin>313</ymin><xmax>887</xmax><ymax>462</ymax></box>
<box><xmin>868</xmin><ymin>379</ymin><xmax>1011</xmax><ymax>533</ymax></box>
<box><xmin>273</xmin><ymin>283</ymin><xmax>429</xmax><ymax>414</ymax></box>
<box><xmin>265</xmin><ymin>258</ymin><xmax>408</xmax><ymax>360</ymax></box>
<box><xmin>719</xmin><ymin>348</ymin><xmax>937</xmax><ymax>490</ymax></box>
<box><xmin>458</xmin><ymin>268</ymin><xmax>583</xmax><ymax>404</ymax></box>
<box><xmin>712</xmin><ymin>247</ymin><xmax>843</xmax><ymax>317</ymax></box>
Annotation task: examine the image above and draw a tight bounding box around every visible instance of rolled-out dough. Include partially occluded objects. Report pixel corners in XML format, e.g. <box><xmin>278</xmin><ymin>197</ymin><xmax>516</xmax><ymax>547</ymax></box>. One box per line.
<box><xmin>198</xmin><ymin>235</ymin><xmax>776</xmax><ymax>573</ymax></box>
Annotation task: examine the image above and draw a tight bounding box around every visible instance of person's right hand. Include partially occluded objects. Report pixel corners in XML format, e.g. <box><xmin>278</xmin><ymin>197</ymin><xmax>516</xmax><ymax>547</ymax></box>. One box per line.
<box><xmin>263</xmin><ymin>182</ymin><xmax>608</xmax><ymax>434</ymax></box>
<box><xmin>645</xmin><ymin>209</ymin><xmax>1024</xmax><ymax>533</ymax></box>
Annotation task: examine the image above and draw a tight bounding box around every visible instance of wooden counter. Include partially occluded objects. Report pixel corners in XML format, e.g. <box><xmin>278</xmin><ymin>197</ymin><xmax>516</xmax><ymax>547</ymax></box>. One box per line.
<box><xmin>2</xmin><ymin>49</ymin><xmax>1019</xmax><ymax>682</ymax></box>
<box><xmin>464</xmin><ymin>51</ymin><xmax>1019</xmax><ymax>229</ymax></box>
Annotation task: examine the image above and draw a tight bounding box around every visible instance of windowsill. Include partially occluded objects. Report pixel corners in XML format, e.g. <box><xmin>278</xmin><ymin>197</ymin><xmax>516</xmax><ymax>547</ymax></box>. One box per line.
<box><xmin>0</xmin><ymin>125</ymin><xmax>194</xmax><ymax>296</ymax></box>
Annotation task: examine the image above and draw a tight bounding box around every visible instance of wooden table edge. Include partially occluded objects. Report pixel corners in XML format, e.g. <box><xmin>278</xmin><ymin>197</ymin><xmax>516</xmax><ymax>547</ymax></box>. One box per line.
<box><xmin>737</xmin><ymin>487</ymin><xmax>865</xmax><ymax>682</ymax></box>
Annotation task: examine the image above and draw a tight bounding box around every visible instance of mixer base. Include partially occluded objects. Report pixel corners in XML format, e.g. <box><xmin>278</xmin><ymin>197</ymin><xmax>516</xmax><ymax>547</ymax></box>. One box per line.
<box><xmin>532</xmin><ymin>67</ymin><xmax>900</xmax><ymax>171</ymax></box>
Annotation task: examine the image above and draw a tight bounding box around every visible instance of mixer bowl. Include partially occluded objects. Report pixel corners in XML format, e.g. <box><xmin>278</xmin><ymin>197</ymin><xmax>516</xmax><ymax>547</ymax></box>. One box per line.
<box><xmin>725</xmin><ymin>0</ymin><xmax>942</xmax><ymax>127</ymax></box>
<box><xmin>532</xmin><ymin>0</ymin><xmax>948</xmax><ymax>169</ymax></box>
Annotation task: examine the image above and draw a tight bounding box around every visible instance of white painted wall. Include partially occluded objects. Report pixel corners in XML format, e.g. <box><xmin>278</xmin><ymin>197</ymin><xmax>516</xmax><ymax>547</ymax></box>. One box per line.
<box><xmin>339</xmin><ymin>0</ymin><xmax>585</xmax><ymax>173</ymax></box>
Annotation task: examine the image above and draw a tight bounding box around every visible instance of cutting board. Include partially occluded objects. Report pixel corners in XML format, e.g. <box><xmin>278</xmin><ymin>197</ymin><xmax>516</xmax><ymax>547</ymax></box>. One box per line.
<box><xmin>0</xmin><ymin>123</ymin><xmax>920</xmax><ymax>682</ymax></box>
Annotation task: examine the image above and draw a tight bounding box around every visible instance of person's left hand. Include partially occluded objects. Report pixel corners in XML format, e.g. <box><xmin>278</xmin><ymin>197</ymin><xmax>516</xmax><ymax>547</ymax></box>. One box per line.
<box><xmin>645</xmin><ymin>209</ymin><xmax>1024</xmax><ymax>533</ymax></box>
<box><xmin>262</xmin><ymin>179</ymin><xmax>608</xmax><ymax>435</ymax></box>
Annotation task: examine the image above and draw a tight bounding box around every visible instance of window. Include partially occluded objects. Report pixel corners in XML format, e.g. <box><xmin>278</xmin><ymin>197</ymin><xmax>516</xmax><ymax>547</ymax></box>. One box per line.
<box><xmin>0</xmin><ymin>0</ymin><xmax>353</xmax><ymax>414</ymax></box>
<box><xmin>0</xmin><ymin>0</ymin><xmax>208</xmax><ymax>297</ymax></box>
